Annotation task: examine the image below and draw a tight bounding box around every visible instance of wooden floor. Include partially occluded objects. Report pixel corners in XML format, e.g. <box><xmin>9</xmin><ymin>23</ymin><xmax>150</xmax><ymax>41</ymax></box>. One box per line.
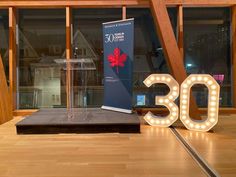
<box><xmin>0</xmin><ymin>117</ymin><xmax>206</xmax><ymax>177</ymax></box>
<box><xmin>1</xmin><ymin>115</ymin><xmax>236</xmax><ymax>177</ymax></box>
<box><xmin>175</xmin><ymin>114</ymin><xmax>236</xmax><ymax>177</ymax></box>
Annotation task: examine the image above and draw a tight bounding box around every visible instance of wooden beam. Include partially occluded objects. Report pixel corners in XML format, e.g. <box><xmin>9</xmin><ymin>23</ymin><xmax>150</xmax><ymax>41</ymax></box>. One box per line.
<box><xmin>0</xmin><ymin>0</ymin><xmax>235</xmax><ymax>8</ymax></box>
<box><xmin>9</xmin><ymin>7</ymin><xmax>17</xmax><ymax>110</ymax></box>
<box><xmin>232</xmin><ymin>6</ymin><xmax>236</xmax><ymax>108</ymax></box>
<box><xmin>150</xmin><ymin>0</ymin><xmax>201</xmax><ymax>120</ymax></box>
<box><xmin>66</xmin><ymin>7</ymin><xmax>72</xmax><ymax>110</ymax></box>
<box><xmin>122</xmin><ymin>6</ymin><xmax>126</xmax><ymax>20</ymax></box>
<box><xmin>66</xmin><ymin>7</ymin><xmax>71</xmax><ymax>60</ymax></box>
<box><xmin>0</xmin><ymin>0</ymin><xmax>149</xmax><ymax>8</ymax></box>
<box><xmin>177</xmin><ymin>5</ymin><xmax>184</xmax><ymax>59</ymax></box>
<box><xmin>0</xmin><ymin>55</ymin><xmax>12</xmax><ymax>124</ymax></box>
<box><xmin>165</xmin><ymin>0</ymin><xmax>236</xmax><ymax>6</ymax></box>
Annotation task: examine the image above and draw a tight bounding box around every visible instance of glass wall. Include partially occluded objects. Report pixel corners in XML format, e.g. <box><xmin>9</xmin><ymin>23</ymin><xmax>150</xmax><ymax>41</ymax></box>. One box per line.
<box><xmin>18</xmin><ymin>9</ymin><xmax>66</xmax><ymax>109</ymax></box>
<box><xmin>72</xmin><ymin>8</ymin><xmax>176</xmax><ymax>108</ymax></box>
<box><xmin>16</xmin><ymin>7</ymin><xmax>232</xmax><ymax>109</ymax></box>
<box><xmin>127</xmin><ymin>8</ymin><xmax>177</xmax><ymax>107</ymax></box>
<box><xmin>184</xmin><ymin>8</ymin><xmax>232</xmax><ymax>107</ymax></box>
<box><xmin>72</xmin><ymin>8</ymin><xmax>122</xmax><ymax>108</ymax></box>
<box><xmin>0</xmin><ymin>10</ymin><xmax>9</xmax><ymax>84</ymax></box>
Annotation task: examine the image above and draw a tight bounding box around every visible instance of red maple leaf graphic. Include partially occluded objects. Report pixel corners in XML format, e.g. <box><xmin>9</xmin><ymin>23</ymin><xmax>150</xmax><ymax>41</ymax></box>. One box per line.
<box><xmin>107</xmin><ymin>47</ymin><xmax>127</xmax><ymax>73</ymax></box>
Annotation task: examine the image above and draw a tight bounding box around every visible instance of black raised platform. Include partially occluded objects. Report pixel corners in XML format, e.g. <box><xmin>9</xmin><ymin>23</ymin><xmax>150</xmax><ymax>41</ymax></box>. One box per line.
<box><xmin>16</xmin><ymin>108</ymin><xmax>140</xmax><ymax>134</ymax></box>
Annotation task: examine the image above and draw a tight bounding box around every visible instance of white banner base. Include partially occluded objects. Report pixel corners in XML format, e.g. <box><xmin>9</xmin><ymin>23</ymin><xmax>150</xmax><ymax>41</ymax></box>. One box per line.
<box><xmin>101</xmin><ymin>106</ymin><xmax>132</xmax><ymax>114</ymax></box>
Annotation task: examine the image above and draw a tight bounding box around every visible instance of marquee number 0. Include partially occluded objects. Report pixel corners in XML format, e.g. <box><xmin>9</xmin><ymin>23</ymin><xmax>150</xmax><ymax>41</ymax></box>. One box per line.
<box><xmin>143</xmin><ymin>74</ymin><xmax>220</xmax><ymax>132</ymax></box>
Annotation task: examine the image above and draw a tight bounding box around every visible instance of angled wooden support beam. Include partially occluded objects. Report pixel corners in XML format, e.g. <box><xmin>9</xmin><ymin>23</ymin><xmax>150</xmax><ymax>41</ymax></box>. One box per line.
<box><xmin>0</xmin><ymin>55</ymin><xmax>13</xmax><ymax>124</ymax></box>
<box><xmin>149</xmin><ymin>0</ymin><xmax>201</xmax><ymax>120</ymax></box>
<box><xmin>9</xmin><ymin>7</ymin><xmax>17</xmax><ymax>110</ymax></box>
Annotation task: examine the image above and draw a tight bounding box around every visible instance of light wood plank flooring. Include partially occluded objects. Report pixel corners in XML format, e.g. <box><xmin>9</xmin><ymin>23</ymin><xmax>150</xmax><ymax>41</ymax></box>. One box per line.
<box><xmin>176</xmin><ymin>114</ymin><xmax>236</xmax><ymax>177</ymax></box>
<box><xmin>0</xmin><ymin>117</ymin><xmax>206</xmax><ymax>177</ymax></box>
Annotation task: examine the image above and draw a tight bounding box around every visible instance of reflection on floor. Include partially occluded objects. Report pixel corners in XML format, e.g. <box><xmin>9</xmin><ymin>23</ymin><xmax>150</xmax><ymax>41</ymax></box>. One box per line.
<box><xmin>0</xmin><ymin>117</ymin><xmax>205</xmax><ymax>177</ymax></box>
<box><xmin>174</xmin><ymin>114</ymin><xmax>236</xmax><ymax>177</ymax></box>
<box><xmin>1</xmin><ymin>115</ymin><xmax>236</xmax><ymax>177</ymax></box>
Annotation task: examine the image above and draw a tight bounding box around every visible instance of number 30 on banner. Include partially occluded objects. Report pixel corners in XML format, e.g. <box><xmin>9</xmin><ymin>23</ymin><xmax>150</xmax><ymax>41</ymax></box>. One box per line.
<box><xmin>143</xmin><ymin>74</ymin><xmax>220</xmax><ymax>132</ymax></box>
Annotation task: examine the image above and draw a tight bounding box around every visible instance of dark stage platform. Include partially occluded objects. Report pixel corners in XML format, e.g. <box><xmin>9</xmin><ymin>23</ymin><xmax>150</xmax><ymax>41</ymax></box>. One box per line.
<box><xmin>16</xmin><ymin>108</ymin><xmax>140</xmax><ymax>134</ymax></box>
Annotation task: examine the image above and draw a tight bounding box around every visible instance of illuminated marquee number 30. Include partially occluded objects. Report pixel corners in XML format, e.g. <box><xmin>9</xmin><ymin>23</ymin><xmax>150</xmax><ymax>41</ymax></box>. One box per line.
<box><xmin>143</xmin><ymin>74</ymin><xmax>220</xmax><ymax>132</ymax></box>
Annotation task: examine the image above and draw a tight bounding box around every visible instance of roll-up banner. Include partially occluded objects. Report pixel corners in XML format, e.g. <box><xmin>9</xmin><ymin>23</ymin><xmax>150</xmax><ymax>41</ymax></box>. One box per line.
<box><xmin>101</xmin><ymin>18</ymin><xmax>134</xmax><ymax>114</ymax></box>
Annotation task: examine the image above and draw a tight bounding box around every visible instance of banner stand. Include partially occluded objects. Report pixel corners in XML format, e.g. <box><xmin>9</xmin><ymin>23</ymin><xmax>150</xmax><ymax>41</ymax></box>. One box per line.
<box><xmin>102</xmin><ymin>18</ymin><xmax>134</xmax><ymax>114</ymax></box>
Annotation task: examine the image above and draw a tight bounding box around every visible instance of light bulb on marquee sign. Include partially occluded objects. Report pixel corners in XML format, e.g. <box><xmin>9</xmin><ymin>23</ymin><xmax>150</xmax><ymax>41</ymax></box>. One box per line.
<box><xmin>143</xmin><ymin>74</ymin><xmax>220</xmax><ymax>132</ymax></box>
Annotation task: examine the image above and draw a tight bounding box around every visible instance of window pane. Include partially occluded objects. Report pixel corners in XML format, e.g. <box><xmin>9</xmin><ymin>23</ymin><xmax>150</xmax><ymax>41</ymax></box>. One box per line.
<box><xmin>72</xmin><ymin>8</ymin><xmax>177</xmax><ymax>108</ymax></box>
<box><xmin>0</xmin><ymin>9</ymin><xmax>9</xmax><ymax>84</ymax></box>
<box><xmin>127</xmin><ymin>8</ymin><xmax>177</xmax><ymax>107</ymax></box>
<box><xmin>72</xmin><ymin>8</ymin><xmax>122</xmax><ymax>108</ymax></box>
<box><xmin>184</xmin><ymin>8</ymin><xmax>231</xmax><ymax>107</ymax></box>
<box><xmin>18</xmin><ymin>9</ymin><xmax>66</xmax><ymax>109</ymax></box>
